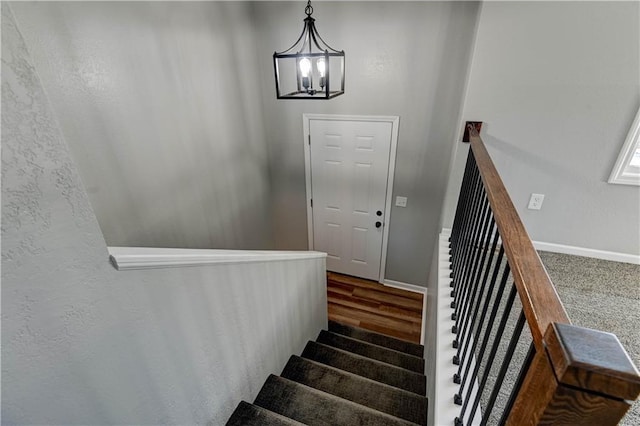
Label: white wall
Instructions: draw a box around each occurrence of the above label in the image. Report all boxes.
[254,1,480,286]
[1,5,327,424]
[443,1,640,256]
[10,1,274,250]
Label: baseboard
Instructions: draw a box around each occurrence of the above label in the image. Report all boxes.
[533,241,640,265]
[382,279,427,346]
[382,279,427,294]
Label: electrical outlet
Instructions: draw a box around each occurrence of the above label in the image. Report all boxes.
[528,193,545,210]
[395,196,408,207]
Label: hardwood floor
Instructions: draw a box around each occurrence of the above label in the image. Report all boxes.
[327,272,423,344]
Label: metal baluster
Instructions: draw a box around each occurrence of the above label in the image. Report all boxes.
[451,175,480,311]
[497,342,535,425]
[453,221,499,378]
[478,310,527,426]
[454,244,506,419]
[449,151,476,288]
[451,178,485,323]
[452,161,482,300]
[456,218,498,356]
[452,151,478,262]
[450,149,476,250]
[452,194,490,339]
[453,210,494,355]
[454,276,514,423]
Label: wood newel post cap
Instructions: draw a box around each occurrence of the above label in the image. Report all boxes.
[545,322,640,401]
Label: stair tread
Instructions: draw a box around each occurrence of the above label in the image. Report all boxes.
[301,341,426,395]
[254,375,418,426]
[281,355,427,425]
[317,330,425,374]
[329,320,424,357]
[226,401,305,426]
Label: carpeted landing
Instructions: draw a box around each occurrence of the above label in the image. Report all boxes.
[226,320,427,425]
[538,251,640,426]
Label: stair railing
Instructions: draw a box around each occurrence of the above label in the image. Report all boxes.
[448,124,640,425]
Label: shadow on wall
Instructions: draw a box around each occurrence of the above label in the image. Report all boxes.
[9,1,274,251]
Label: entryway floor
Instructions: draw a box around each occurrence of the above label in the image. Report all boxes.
[327,272,423,344]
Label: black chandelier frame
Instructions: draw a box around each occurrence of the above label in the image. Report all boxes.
[273,1,345,99]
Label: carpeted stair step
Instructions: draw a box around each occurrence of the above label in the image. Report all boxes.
[281,355,428,425]
[329,320,424,357]
[254,374,418,426]
[226,401,305,426]
[316,330,425,374]
[301,341,426,395]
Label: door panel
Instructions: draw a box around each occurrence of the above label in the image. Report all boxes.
[310,119,392,280]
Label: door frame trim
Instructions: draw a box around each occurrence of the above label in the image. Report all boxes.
[303,113,400,283]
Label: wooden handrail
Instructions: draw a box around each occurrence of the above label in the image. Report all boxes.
[467,125,569,351]
[451,125,640,425]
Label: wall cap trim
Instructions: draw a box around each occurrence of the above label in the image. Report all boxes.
[108,247,327,271]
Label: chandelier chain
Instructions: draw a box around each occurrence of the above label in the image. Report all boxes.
[305,0,313,17]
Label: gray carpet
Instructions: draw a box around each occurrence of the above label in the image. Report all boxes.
[539,251,640,426]
[226,401,304,426]
[226,321,427,425]
[328,321,425,357]
[301,340,426,395]
[316,330,425,373]
[281,355,427,424]
[253,375,417,426]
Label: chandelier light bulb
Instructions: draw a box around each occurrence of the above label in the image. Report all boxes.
[317,58,326,90]
[299,58,312,77]
[317,58,326,77]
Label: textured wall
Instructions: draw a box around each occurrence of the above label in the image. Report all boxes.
[443,1,640,256]
[10,1,273,250]
[1,5,327,424]
[254,1,480,286]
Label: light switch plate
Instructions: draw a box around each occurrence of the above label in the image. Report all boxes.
[395,196,408,207]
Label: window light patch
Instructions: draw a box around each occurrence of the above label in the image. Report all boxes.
[609,107,640,186]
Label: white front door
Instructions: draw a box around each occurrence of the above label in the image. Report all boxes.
[308,117,394,281]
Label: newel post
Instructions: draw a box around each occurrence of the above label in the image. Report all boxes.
[507,322,640,425]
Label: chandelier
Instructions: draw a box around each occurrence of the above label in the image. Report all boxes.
[273,0,345,99]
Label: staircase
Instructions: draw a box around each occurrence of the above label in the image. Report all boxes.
[226,320,427,425]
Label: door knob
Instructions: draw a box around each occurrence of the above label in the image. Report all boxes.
[376,210,382,216]
[375,221,382,228]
